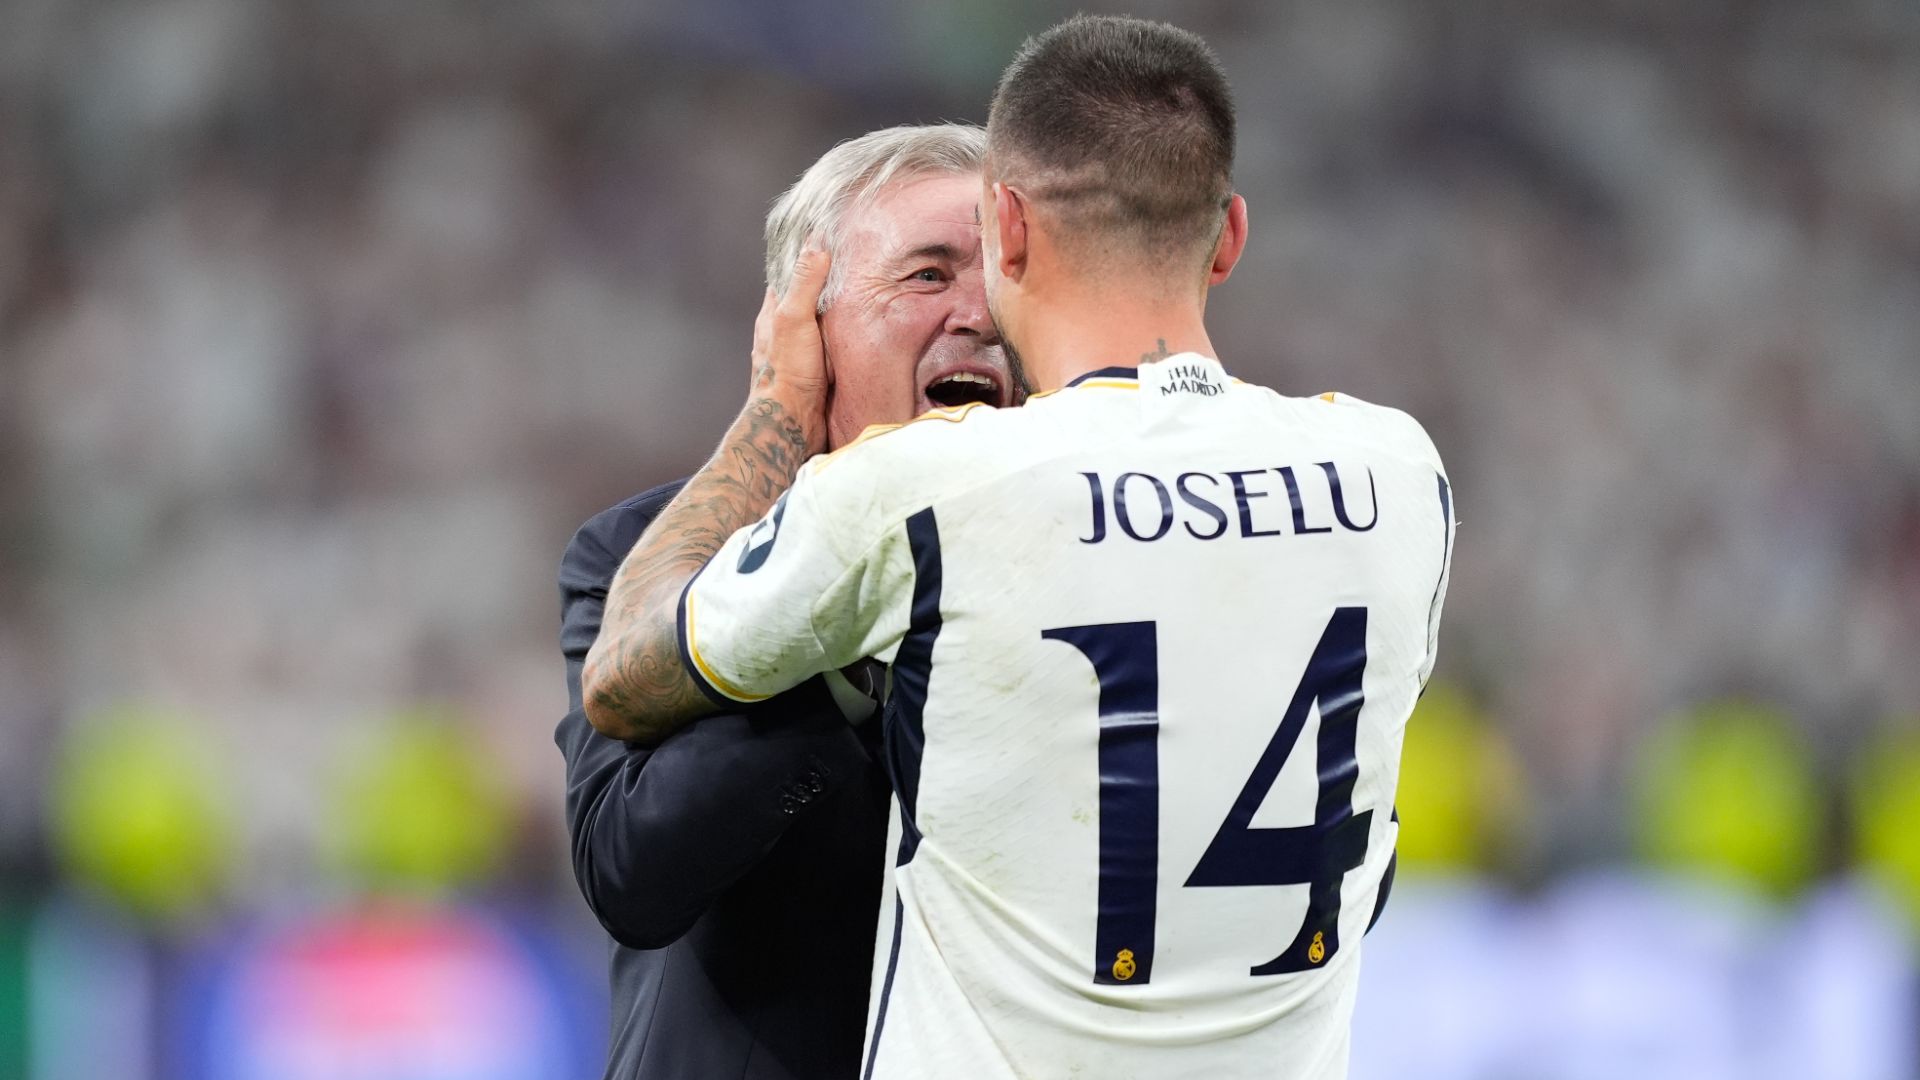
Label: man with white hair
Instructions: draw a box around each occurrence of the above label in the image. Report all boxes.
[554,123,1013,1080]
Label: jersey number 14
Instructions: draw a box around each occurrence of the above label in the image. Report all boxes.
[1041,608,1371,987]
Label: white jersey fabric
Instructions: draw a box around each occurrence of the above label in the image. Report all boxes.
[679,355,1455,1080]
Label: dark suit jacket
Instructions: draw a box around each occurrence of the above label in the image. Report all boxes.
[556,480,890,1080]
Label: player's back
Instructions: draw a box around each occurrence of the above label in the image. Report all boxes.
[859,354,1455,1080]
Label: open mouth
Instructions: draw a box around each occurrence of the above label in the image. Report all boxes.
[923,370,1004,409]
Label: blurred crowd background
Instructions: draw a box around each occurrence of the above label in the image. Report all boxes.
[2,0,1917,1076]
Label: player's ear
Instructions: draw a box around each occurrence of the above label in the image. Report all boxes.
[991,182,1028,284]
[1207,193,1248,287]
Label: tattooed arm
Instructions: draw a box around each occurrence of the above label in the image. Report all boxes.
[582,249,833,744]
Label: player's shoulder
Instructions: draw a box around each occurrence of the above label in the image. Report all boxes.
[1295,390,1445,470]
[817,401,1025,480]
[794,401,1035,532]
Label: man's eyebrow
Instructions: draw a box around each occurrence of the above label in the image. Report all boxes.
[887,242,965,266]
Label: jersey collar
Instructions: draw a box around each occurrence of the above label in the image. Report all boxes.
[1065,366,1142,387]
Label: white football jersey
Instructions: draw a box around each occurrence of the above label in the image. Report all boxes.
[680,354,1455,1080]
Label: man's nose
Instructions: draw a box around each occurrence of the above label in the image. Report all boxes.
[946,274,1001,344]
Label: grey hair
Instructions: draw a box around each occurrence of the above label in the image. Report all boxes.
[764,123,987,307]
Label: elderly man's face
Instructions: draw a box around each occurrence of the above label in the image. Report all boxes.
[819,173,1014,448]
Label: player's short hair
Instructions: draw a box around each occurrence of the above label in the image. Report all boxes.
[765,123,987,306]
[987,14,1235,271]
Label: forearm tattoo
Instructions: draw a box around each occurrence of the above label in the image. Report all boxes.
[583,396,813,742]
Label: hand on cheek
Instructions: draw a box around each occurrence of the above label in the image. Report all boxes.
[748,245,834,454]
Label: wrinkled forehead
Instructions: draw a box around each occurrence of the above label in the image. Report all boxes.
[838,172,983,268]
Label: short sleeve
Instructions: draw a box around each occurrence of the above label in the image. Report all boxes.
[679,457,917,705]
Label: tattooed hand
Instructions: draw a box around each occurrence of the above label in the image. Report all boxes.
[749,245,832,458]
[580,248,834,744]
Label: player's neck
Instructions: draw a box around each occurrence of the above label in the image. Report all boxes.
[1018,289,1218,391]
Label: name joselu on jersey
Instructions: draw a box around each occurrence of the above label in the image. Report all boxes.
[1077,463,1378,544]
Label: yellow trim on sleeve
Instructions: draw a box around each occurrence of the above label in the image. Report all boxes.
[815,421,903,471]
[847,420,904,449]
[815,401,988,471]
[683,589,774,703]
